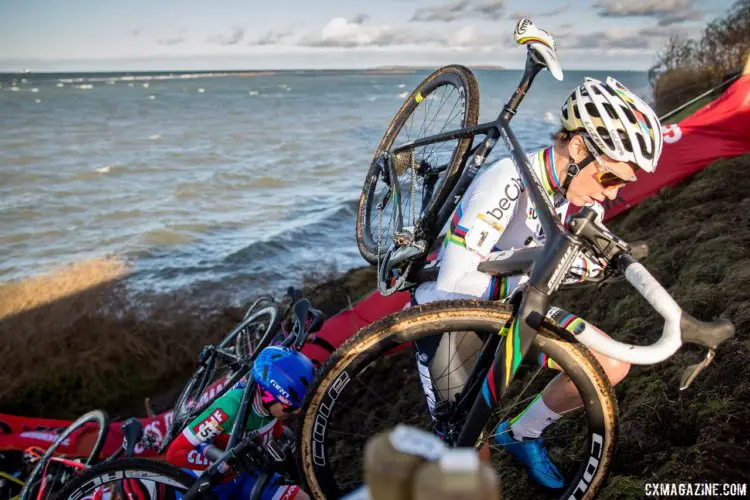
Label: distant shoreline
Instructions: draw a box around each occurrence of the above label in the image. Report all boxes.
[0,65,646,77]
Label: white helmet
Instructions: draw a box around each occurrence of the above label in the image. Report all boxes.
[560,77,663,173]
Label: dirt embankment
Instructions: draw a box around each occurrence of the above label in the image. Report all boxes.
[1,154,748,492]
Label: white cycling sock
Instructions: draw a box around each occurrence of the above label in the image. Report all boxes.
[508,394,560,441]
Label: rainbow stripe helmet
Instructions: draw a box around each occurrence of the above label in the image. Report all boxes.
[560,77,663,173]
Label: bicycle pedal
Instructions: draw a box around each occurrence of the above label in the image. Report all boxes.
[679,349,715,391]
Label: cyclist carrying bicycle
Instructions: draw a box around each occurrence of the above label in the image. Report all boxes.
[166,346,315,500]
[413,75,664,489]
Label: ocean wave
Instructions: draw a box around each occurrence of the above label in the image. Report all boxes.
[140,228,196,246]
[57,72,272,84]
[223,199,357,265]
[95,208,142,222]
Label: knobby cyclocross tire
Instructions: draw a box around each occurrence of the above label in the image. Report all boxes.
[54,458,195,500]
[19,410,109,500]
[356,65,480,265]
[298,300,617,500]
[161,303,282,452]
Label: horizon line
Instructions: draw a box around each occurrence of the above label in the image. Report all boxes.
[0,66,647,75]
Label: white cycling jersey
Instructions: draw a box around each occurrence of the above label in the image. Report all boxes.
[414,146,604,305]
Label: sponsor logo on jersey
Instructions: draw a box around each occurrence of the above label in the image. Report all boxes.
[485,177,523,222]
[192,409,228,442]
[187,449,209,466]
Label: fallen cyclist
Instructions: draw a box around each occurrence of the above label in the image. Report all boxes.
[166,345,315,500]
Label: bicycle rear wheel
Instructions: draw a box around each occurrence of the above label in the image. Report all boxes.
[298,301,617,500]
[161,302,282,451]
[19,410,109,500]
[54,458,194,500]
[356,65,479,265]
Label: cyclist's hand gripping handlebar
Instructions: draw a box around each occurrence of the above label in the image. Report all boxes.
[568,207,735,389]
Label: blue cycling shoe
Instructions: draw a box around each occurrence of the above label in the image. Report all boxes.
[494,420,565,489]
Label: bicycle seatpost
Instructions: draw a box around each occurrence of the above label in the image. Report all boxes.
[500,52,545,123]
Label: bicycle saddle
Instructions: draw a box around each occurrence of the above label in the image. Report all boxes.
[120,417,144,457]
[514,18,563,81]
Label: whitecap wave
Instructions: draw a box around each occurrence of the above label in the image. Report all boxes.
[95,165,113,173]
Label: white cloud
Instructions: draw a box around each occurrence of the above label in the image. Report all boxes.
[595,0,704,25]
[299,17,506,48]
[157,37,185,46]
[411,0,506,22]
[208,27,245,46]
[250,29,294,46]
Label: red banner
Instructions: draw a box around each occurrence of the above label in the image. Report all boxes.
[600,74,750,220]
[0,411,173,458]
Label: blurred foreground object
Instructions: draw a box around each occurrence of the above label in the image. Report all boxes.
[345,425,500,500]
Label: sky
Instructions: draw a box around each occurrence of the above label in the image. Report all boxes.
[0,0,737,72]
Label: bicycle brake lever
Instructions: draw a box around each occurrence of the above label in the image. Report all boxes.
[679,349,716,391]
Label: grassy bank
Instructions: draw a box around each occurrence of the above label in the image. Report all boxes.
[0,262,376,420]
[557,154,750,492]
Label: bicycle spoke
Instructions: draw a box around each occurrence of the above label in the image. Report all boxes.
[354,375,394,408]
[424,95,462,162]
[419,87,456,151]
[495,365,547,424]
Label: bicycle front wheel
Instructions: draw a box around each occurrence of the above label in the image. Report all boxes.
[356,65,479,265]
[19,410,109,500]
[54,458,194,500]
[298,300,617,500]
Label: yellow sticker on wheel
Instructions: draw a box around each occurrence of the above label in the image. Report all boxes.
[415,93,424,103]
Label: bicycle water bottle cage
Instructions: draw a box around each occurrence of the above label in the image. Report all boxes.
[513,18,563,81]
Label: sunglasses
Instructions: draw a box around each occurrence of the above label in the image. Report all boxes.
[259,387,297,413]
[582,135,637,189]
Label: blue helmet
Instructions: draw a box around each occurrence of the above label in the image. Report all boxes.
[252,346,315,408]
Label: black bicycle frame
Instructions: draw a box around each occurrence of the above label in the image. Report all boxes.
[388,51,585,447]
